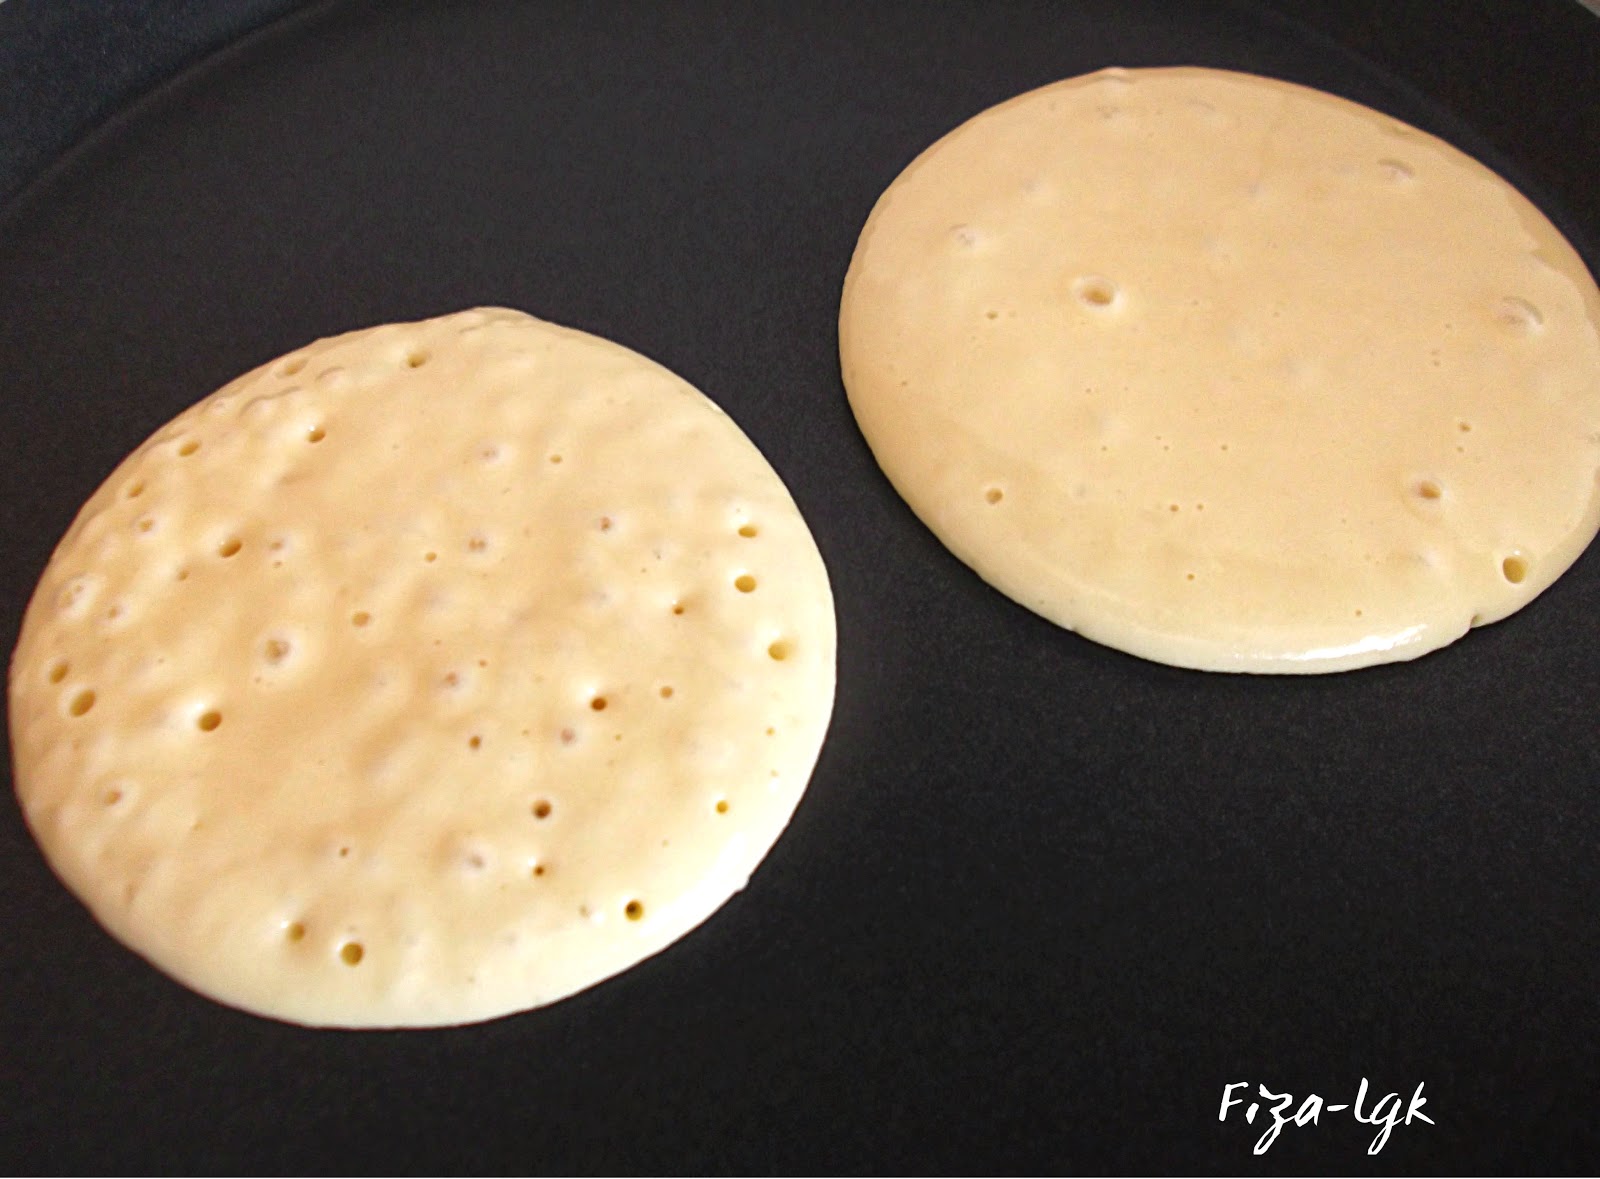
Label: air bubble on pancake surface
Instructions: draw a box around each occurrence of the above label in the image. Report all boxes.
[315,366,349,390]
[279,356,308,377]
[738,523,758,538]
[68,689,96,717]
[1495,297,1543,333]
[767,640,793,662]
[1501,554,1530,584]
[985,487,1004,504]
[624,900,644,921]
[406,348,431,369]
[734,574,757,593]
[1414,479,1443,501]
[1072,276,1119,308]
[177,439,200,457]
[197,710,222,732]
[240,390,297,422]
[340,941,364,966]
[56,576,97,616]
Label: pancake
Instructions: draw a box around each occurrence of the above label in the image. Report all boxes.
[9,307,837,1026]
[840,67,1600,672]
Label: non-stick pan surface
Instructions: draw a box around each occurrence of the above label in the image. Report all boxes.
[2,1,1598,1171]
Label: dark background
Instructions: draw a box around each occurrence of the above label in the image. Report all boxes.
[2,0,1598,1172]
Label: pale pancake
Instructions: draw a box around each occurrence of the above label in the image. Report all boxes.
[9,307,836,1027]
[840,67,1600,672]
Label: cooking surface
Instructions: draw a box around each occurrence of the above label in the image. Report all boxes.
[2,0,1597,1170]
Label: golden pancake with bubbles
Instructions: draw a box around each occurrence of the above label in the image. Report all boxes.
[10,307,837,1026]
[840,67,1600,672]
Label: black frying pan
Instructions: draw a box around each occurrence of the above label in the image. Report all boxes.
[2,1,1598,1171]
